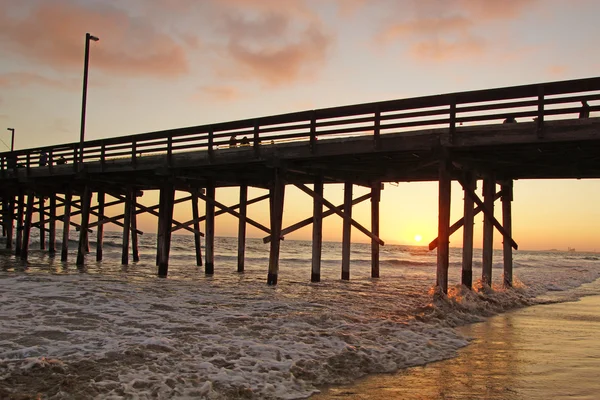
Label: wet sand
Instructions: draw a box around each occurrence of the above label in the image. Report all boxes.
[313,295,600,400]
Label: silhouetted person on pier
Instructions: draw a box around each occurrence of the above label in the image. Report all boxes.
[579,101,590,119]
[57,155,67,165]
[240,136,250,146]
[503,116,517,124]
[39,151,48,167]
[229,134,237,148]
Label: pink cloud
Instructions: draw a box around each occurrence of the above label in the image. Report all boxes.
[193,85,241,102]
[0,72,79,90]
[547,65,568,77]
[0,1,189,78]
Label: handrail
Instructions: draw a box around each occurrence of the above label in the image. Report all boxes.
[2,76,600,172]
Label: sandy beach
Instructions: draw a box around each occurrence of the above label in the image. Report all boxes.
[313,293,600,400]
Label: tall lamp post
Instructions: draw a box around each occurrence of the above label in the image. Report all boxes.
[79,33,99,165]
[7,128,14,151]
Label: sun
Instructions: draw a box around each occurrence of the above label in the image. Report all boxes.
[414,234,422,242]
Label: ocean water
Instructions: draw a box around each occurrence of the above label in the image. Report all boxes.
[1,232,600,399]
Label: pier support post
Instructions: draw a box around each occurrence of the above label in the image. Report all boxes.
[5,197,13,249]
[20,194,34,261]
[131,190,140,263]
[191,190,203,267]
[437,160,451,294]
[311,177,324,282]
[341,182,353,280]
[371,182,381,279]
[205,183,215,275]
[482,174,496,286]
[462,173,476,289]
[76,187,92,266]
[48,195,56,255]
[237,184,247,273]
[39,197,46,250]
[15,191,24,256]
[267,170,285,285]
[157,186,174,277]
[61,188,72,262]
[96,191,104,261]
[502,180,513,288]
[121,189,132,265]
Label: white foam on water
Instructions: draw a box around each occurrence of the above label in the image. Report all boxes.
[2,239,600,399]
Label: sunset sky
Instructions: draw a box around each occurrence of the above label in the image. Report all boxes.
[1,0,600,251]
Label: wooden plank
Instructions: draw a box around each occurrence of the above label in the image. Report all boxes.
[461,173,476,289]
[76,187,92,266]
[311,177,323,282]
[61,188,72,262]
[437,160,451,294]
[192,190,203,267]
[482,175,495,286]
[205,183,215,275]
[371,182,381,279]
[267,170,285,285]
[20,194,34,261]
[294,183,384,246]
[96,191,104,261]
[502,181,513,288]
[237,184,247,273]
[341,182,353,281]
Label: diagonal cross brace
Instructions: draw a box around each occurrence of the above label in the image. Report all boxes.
[457,176,518,250]
[428,190,502,250]
[263,192,372,243]
[294,183,384,245]
[196,191,271,234]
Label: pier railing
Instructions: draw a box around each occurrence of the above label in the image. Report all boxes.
[2,76,600,175]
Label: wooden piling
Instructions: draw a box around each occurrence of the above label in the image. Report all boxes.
[39,197,46,250]
[437,160,451,294]
[461,173,476,289]
[15,191,24,257]
[341,182,353,280]
[237,184,247,273]
[267,170,285,285]
[96,191,104,261]
[76,187,92,266]
[157,186,174,277]
[131,191,140,263]
[205,183,215,275]
[48,195,56,255]
[371,182,381,279]
[502,180,513,288]
[191,190,203,267]
[482,174,496,286]
[121,189,132,265]
[311,177,324,282]
[156,188,165,266]
[5,197,13,249]
[61,189,72,262]
[20,194,35,261]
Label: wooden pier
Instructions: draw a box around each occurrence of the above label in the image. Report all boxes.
[2,77,600,292]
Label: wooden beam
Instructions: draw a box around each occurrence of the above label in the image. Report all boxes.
[131,189,140,263]
[371,182,381,279]
[294,183,384,246]
[205,183,215,275]
[39,197,46,250]
[263,193,372,244]
[267,170,285,285]
[5,197,13,250]
[461,173,476,289]
[20,194,34,261]
[237,184,247,273]
[502,180,513,288]
[122,189,132,265]
[157,186,174,277]
[61,188,72,262]
[15,191,24,257]
[437,159,451,294]
[48,195,56,255]
[191,190,203,267]
[311,177,323,283]
[76,187,92,266]
[341,182,353,280]
[457,176,518,250]
[96,191,104,261]
[197,191,270,235]
[428,191,502,251]
[482,175,495,286]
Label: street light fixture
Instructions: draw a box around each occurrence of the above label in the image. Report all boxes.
[79,33,99,165]
[7,128,15,151]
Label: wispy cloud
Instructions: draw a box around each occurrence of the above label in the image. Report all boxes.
[0,72,79,90]
[192,85,241,102]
